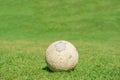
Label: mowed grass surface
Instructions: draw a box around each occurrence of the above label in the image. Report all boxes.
[0,0,120,80]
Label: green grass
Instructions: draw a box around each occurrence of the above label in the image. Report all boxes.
[0,0,120,80]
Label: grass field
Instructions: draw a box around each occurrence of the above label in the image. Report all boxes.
[0,0,120,80]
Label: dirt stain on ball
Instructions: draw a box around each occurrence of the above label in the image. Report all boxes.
[69,55,72,59]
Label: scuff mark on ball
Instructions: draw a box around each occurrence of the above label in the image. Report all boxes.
[55,41,66,52]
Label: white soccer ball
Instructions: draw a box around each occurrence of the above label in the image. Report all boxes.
[45,40,79,71]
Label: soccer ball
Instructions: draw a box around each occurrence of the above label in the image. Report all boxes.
[45,40,79,71]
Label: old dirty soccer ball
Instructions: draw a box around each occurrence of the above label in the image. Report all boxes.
[45,40,79,71]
